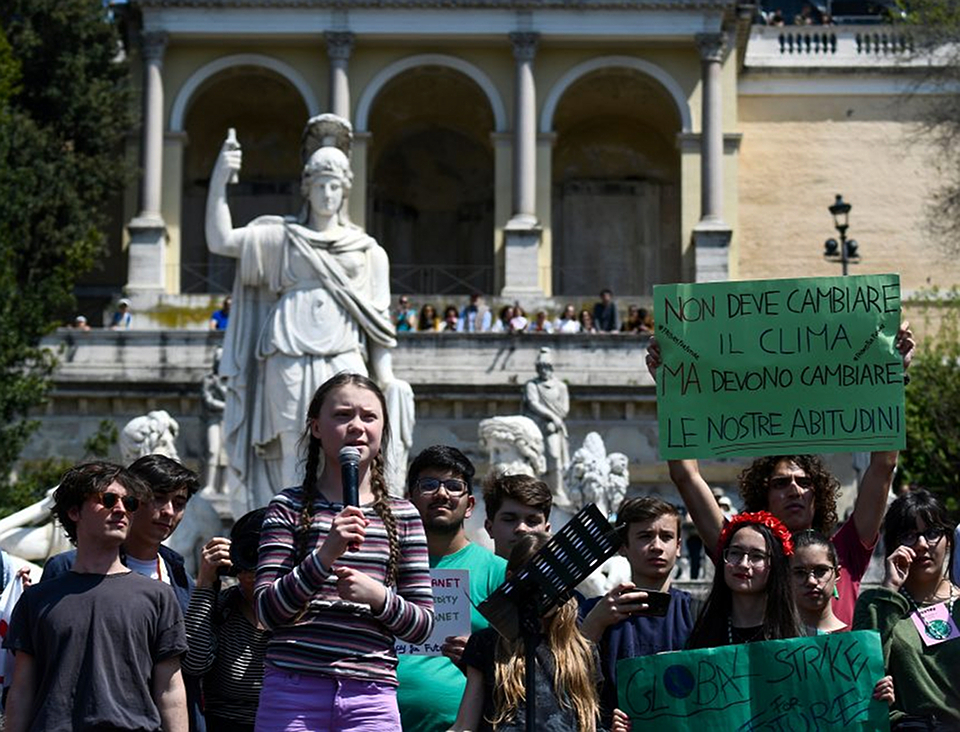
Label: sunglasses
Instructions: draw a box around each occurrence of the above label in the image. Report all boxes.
[769,475,814,490]
[98,491,140,512]
[791,565,836,582]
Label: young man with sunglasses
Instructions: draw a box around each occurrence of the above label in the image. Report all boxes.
[646,323,916,625]
[397,445,507,732]
[40,453,205,730]
[4,461,188,732]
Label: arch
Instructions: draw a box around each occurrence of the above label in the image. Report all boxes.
[169,54,320,132]
[356,54,507,133]
[540,56,692,134]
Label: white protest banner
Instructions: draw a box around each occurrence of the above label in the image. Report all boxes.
[395,568,471,656]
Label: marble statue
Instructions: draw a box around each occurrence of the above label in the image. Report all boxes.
[206,114,415,509]
[201,349,228,496]
[116,411,221,575]
[564,431,630,520]
[522,347,571,504]
[477,415,546,480]
[119,410,180,463]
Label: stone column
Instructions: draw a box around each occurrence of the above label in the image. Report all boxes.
[325,31,354,120]
[692,32,732,283]
[127,31,169,293]
[502,31,543,297]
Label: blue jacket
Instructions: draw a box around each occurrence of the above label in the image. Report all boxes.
[42,545,205,732]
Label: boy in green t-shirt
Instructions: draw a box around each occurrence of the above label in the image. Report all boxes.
[397,446,507,732]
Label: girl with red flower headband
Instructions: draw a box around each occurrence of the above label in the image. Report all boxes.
[687,511,803,649]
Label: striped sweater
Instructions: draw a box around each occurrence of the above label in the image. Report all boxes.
[182,586,267,724]
[255,488,435,685]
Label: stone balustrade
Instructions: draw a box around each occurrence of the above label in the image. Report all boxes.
[746,25,924,67]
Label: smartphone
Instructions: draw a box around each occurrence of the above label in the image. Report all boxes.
[636,589,672,617]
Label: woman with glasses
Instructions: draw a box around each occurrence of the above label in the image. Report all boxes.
[854,489,960,730]
[686,511,802,649]
[790,530,847,634]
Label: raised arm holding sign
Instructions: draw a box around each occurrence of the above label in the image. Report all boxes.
[647,274,916,627]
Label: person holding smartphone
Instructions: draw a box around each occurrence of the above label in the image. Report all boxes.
[579,497,694,727]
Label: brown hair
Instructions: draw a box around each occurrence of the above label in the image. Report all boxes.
[483,474,553,522]
[299,373,400,586]
[616,496,681,544]
[738,455,839,535]
[53,461,152,544]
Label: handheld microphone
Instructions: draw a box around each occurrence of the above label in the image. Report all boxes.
[339,446,361,507]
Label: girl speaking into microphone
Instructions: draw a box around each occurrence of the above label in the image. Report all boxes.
[255,373,435,732]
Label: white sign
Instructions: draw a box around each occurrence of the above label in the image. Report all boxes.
[395,569,471,656]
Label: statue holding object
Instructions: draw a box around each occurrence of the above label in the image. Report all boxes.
[206,114,415,509]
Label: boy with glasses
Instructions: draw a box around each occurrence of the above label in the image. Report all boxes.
[397,446,506,732]
[4,461,188,732]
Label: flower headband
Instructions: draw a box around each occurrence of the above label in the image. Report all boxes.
[717,511,794,557]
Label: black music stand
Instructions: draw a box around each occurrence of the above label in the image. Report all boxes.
[477,504,623,732]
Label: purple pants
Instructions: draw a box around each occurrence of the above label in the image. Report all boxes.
[254,665,401,732]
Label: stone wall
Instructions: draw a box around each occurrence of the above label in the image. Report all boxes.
[30,329,866,512]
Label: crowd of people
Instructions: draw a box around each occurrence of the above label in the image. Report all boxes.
[3,319,958,732]
[394,290,654,336]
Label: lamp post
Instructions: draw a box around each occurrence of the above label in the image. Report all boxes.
[823,194,859,276]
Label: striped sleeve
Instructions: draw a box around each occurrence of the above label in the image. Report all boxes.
[182,586,219,676]
[372,503,435,644]
[255,492,332,630]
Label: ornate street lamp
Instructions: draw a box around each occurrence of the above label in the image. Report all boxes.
[823,194,859,276]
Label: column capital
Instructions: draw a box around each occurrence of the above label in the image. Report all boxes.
[325,31,355,61]
[509,32,539,61]
[695,32,726,63]
[141,31,168,63]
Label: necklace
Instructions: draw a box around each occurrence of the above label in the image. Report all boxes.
[901,582,956,640]
[727,617,764,645]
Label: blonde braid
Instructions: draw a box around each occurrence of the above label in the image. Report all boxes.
[298,436,322,562]
[370,453,400,587]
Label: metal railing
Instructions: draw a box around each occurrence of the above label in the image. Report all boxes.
[390,264,495,296]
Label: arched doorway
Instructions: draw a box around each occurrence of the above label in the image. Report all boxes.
[550,66,682,298]
[181,67,307,292]
[367,66,495,296]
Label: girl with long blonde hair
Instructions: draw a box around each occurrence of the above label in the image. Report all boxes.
[452,532,600,731]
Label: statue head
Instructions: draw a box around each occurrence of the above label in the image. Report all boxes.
[535,347,554,379]
[299,114,354,225]
[298,147,353,226]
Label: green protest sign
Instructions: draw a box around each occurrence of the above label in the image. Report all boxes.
[654,274,905,459]
[617,631,889,731]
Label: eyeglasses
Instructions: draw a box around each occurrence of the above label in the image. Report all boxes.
[98,491,140,512]
[791,565,836,582]
[723,548,770,567]
[414,477,468,497]
[769,475,814,490]
[898,527,946,547]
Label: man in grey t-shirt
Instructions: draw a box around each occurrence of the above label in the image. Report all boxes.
[4,461,189,732]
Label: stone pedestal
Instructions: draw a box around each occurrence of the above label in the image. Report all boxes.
[501,222,543,297]
[126,216,167,292]
[692,221,732,282]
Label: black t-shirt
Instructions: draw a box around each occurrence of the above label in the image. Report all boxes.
[5,570,188,731]
[462,626,602,732]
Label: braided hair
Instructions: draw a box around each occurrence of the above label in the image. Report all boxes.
[298,372,400,586]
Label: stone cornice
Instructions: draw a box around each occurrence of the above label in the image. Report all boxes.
[137,0,734,9]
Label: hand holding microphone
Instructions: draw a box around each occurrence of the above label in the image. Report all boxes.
[340,446,363,552]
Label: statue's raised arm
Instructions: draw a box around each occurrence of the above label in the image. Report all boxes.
[205,131,244,258]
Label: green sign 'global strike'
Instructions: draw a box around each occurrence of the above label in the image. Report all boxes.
[653,274,905,459]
